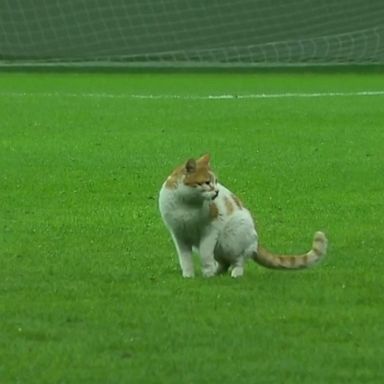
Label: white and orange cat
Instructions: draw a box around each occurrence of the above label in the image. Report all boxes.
[159,154,327,278]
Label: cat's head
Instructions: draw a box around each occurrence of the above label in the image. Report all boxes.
[178,154,219,201]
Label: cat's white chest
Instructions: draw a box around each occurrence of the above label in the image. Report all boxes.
[159,185,209,244]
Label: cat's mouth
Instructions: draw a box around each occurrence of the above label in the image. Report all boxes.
[212,190,219,200]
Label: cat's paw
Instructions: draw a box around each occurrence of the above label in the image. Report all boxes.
[202,262,219,278]
[230,266,244,278]
[182,271,195,278]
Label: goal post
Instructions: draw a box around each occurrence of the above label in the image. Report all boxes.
[0,0,383,67]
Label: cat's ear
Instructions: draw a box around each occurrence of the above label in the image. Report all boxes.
[197,154,211,165]
[185,158,197,173]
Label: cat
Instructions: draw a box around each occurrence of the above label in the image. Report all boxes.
[159,154,327,278]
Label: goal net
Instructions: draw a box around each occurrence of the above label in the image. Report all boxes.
[0,0,383,67]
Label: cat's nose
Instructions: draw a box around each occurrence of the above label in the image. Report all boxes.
[212,190,219,200]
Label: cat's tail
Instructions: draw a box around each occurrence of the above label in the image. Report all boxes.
[252,231,327,269]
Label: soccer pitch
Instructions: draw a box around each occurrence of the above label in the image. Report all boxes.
[1,71,384,383]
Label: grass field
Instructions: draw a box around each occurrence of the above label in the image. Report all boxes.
[1,71,384,383]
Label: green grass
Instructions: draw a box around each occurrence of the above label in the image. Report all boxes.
[1,72,384,383]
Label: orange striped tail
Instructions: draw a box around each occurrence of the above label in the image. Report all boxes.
[253,231,327,269]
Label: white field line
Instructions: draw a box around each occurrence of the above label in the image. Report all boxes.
[0,90,384,100]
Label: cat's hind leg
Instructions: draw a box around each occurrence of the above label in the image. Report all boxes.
[215,260,230,275]
[230,257,246,278]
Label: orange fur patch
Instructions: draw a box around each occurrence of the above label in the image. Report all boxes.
[197,154,210,165]
[232,194,243,209]
[184,169,211,186]
[165,165,184,189]
[165,154,214,189]
[165,175,178,189]
[184,159,212,187]
[209,202,219,219]
[224,196,235,215]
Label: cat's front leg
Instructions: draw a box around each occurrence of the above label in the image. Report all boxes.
[172,234,194,278]
[199,232,219,278]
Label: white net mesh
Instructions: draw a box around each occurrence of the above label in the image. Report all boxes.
[0,0,383,66]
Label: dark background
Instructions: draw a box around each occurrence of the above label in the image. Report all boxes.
[0,0,383,65]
